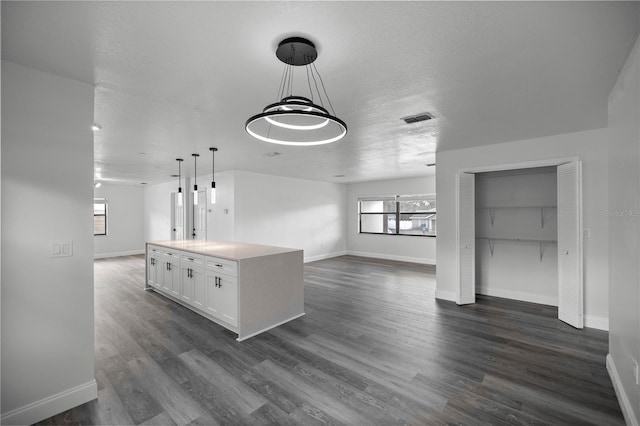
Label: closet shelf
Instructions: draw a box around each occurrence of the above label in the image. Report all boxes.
[475,237,557,261]
[476,206,557,209]
[476,206,557,228]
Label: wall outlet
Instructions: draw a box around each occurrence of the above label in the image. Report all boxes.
[50,240,73,258]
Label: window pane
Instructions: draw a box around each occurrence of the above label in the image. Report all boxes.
[94,216,106,235]
[360,213,395,234]
[399,199,436,213]
[94,203,106,214]
[398,213,436,236]
[360,200,396,213]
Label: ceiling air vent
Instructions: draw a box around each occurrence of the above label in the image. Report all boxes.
[402,112,434,124]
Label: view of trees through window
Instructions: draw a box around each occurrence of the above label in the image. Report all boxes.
[359,195,436,236]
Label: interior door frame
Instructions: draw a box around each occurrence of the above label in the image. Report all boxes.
[455,156,583,323]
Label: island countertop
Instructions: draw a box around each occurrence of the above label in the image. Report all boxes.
[147,240,302,261]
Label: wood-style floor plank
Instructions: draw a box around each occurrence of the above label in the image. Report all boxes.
[36,254,623,425]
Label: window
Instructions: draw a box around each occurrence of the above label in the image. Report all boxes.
[94,198,107,236]
[358,194,436,237]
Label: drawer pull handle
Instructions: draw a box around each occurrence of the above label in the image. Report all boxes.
[215,263,223,268]
[187,257,194,261]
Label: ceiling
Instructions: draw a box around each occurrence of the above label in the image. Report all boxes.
[3,1,639,185]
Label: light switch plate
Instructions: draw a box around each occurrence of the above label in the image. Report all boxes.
[50,240,73,258]
[583,228,591,238]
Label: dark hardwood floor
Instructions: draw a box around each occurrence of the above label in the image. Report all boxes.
[37,255,623,425]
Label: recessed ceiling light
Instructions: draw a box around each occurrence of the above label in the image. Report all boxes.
[264,152,281,157]
[140,182,147,185]
[95,172,101,178]
[91,124,101,131]
[333,174,345,178]
[94,182,102,188]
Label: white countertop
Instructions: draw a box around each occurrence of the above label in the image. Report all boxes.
[147,240,302,261]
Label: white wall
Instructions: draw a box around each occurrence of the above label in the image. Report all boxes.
[436,128,610,330]
[607,34,640,426]
[475,169,558,305]
[233,170,347,262]
[206,171,235,242]
[94,184,145,258]
[1,61,97,424]
[346,176,436,264]
[144,170,347,262]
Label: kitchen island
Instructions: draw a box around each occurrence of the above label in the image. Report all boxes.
[146,240,304,341]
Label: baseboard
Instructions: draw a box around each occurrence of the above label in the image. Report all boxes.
[607,354,639,426]
[435,289,456,302]
[584,315,609,331]
[304,251,347,263]
[1,379,97,426]
[346,250,436,265]
[94,249,145,259]
[476,287,558,307]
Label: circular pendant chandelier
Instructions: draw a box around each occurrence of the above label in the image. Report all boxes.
[245,37,347,146]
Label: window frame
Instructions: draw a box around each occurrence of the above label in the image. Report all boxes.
[358,194,436,237]
[94,198,108,236]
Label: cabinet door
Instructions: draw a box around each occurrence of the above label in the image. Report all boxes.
[192,268,205,310]
[181,266,194,305]
[218,273,238,326]
[147,255,162,289]
[163,261,180,296]
[205,271,238,326]
[205,272,221,318]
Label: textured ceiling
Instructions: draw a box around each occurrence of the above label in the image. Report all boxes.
[2,1,639,185]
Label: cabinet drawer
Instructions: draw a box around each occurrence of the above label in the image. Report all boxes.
[163,249,181,264]
[147,245,162,255]
[182,253,204,268]
[205,256,237,276]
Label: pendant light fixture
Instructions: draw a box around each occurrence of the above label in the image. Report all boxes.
[192,153,199,205]
[245,37,347,146]
[176,158,184,207]
[209,147,218,204]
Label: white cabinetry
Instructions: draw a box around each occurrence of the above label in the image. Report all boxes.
[145,240,304,341]
[205,257,238,327]
[162,249,181,297]
[181,254,205,309]
[147,245,163,290]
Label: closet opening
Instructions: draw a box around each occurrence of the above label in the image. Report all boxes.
[456,159,583,328]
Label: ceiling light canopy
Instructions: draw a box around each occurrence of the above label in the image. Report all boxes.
[245,37,347,146]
